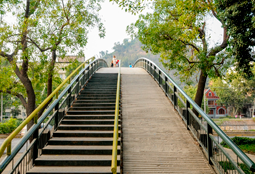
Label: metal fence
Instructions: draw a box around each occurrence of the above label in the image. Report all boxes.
[0,58,107,174]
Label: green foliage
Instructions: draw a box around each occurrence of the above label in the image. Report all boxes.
[221,137,255,155]
[216,0,255,77]
[0,118,22,134]
[128,0,232,81]
[219,161,252,174]
[0,0,105,118]
[210,67,255,116]
[65,60,82,77]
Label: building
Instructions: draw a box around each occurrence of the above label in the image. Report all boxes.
[205,88,227,118]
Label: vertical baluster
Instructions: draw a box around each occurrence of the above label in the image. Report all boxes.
[54,102,59,130]
[173,86,177,107]
[207,123,213,165]
[158,70,161,87]
[186,101,190,130]
[164,76,168,95]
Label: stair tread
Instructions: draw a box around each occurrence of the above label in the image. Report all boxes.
[27,166,120,173]
[49,137,120,141]
[44,145,120,150]
[62,119,116,121]
[64,115,115,116]
[59,124,120,127]
[36,155,120,160]
[55,130,119,133]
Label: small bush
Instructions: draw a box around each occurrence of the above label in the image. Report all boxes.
[219,161,253,174]
[221,137,255,154]
[0,118,22,134]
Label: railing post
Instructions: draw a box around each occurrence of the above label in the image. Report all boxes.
[158,70,161,87]
[32,122,39,164]
[207,123,213,165]
[173,86,177,107]
[164,76,168,95]
[67,87,71,108]
[75,78,79,97]
[54,102,59,130]
[186,101,190,130]
[87,65,90,80]
[153,66,156,81]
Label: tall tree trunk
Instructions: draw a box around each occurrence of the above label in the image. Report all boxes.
[47,50,56,96]
[191,71,207,132]
[38,50,56,117]
[194,71,208,111]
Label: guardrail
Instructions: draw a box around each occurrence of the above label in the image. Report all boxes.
[0,58,108,173]
[134,58,255,174]
[111,61,121,174]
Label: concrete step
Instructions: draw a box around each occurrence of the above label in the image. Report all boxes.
[48,137,120,146]
[76,97,117,100]
[72,103,117,107]
[69,106,116,111]
[66,110,119,115]
[74,99,116,103]
[63,115,117,119]
[26,166,120,174]
[61,119,120,125]
[58,124,120,131]
[42,145,121,155]
[53,130,121,137]
[35,155,120,166]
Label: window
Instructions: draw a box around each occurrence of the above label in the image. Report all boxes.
[208,100,214,105]
[209,92,212,96]
[209,109,214,114]
[219,108,225,115]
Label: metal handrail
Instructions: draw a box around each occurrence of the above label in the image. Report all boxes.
[134,57,255,172]
[0,57,95,157]
[111,61,121,174]
[0,58,107,173]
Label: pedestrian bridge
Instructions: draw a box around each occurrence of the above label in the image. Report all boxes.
[0,58,254,174]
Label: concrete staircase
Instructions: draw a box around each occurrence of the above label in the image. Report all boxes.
[27,73,121,174]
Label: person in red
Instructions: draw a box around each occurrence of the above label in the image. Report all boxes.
[116,59,119,67]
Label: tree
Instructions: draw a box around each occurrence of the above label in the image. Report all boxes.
[216,0,255,77]
[0,0,104,129]
[210,67,255,116]
[128,0,232,112]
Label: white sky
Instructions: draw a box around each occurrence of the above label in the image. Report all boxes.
[2,1,223,60]
[85,1,224,60]
[84,1,141,59]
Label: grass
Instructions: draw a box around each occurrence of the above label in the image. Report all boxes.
[219,161,253,174]
[221,137,255,154]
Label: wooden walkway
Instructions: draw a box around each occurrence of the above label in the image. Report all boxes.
[121,67,214,174]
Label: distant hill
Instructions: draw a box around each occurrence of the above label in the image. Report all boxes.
[98,38,182,85]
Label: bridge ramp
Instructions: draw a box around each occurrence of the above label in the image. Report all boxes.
[121,67,214,173]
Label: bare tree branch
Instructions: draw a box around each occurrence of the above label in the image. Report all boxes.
[27,37,52,52]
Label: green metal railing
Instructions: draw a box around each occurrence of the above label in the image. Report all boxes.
[0,58,107,173]
[134,58,255,174]
[111,61,121,174]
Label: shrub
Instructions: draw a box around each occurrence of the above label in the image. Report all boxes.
[0,118,22,134]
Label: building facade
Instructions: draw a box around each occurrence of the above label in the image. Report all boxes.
[205,88,227,118]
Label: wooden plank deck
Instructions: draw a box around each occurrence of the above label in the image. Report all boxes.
[121,67,214,174]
